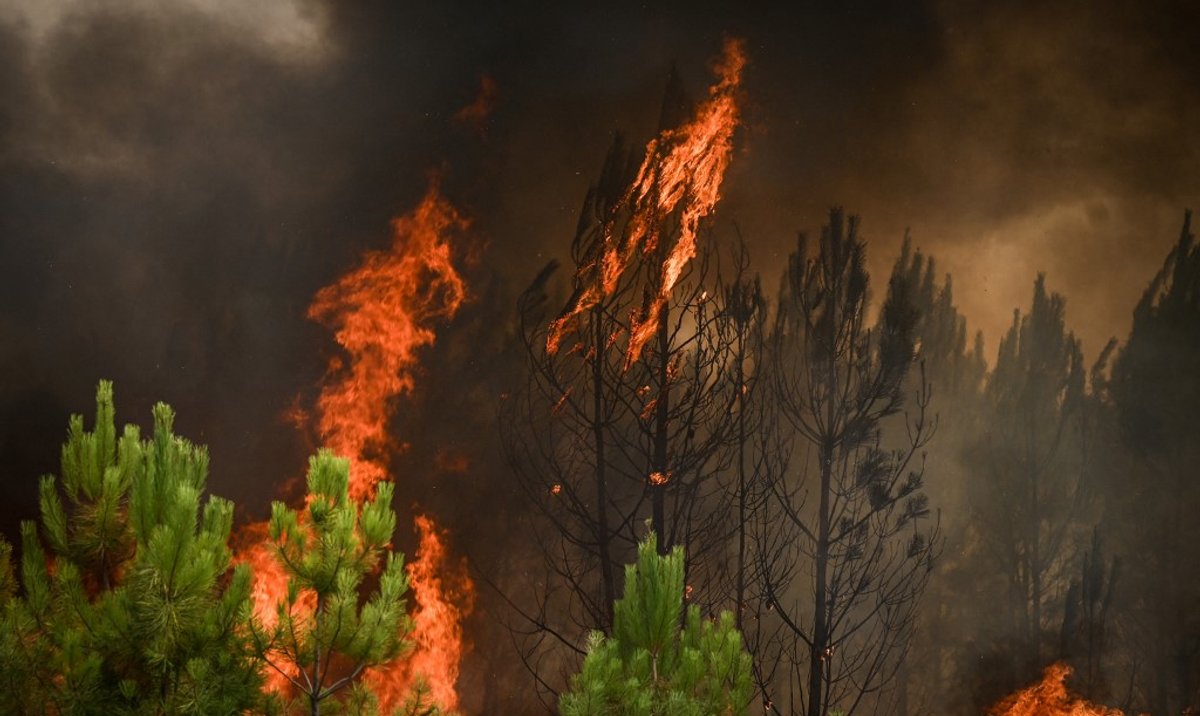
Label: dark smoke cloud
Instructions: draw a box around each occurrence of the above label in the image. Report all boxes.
[0,0,495,513]
[729,0,1200,358]
[886,0,1200,357]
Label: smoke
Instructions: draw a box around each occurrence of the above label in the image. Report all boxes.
[1,1,1198,710]
[0,1,489,512]
[890,0,1200,358]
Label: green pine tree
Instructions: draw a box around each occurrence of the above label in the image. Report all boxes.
[559,531,752,716]
[0,380,262,715]
[250,450,418,716]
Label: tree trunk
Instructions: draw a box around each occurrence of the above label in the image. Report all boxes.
[1030,463,1042,670]
[592,311,616,622]
[808,440,833,716]
[652,294,670,555]
[312,595,323,716]
[735,331,747,631]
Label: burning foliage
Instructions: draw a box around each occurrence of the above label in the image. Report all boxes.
[546,37,746,366]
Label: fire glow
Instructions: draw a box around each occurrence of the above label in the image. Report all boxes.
[546,37,746,366]
[367,514,475,710]
[236,183,475,712]
[989,663,1124,716]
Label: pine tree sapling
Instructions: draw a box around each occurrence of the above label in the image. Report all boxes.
[251,449,415,715]
[0,381,263,715]
[559,532,753,716]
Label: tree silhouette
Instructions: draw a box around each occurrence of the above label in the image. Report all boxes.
[879,239,985,715]
[760,209,940,716]
[964,273,1089,693]
[1109,210,1200,714]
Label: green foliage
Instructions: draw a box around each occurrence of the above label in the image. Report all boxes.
[0,380,262,715]
[559,532,752,716]
[252,450,415,715]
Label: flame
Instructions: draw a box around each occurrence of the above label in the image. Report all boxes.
[234,522,315,694]
[546,38,745,366]
[367,515,476,712]
[307,182,469,499]
[236,182,475,712]
[989,663,1123,716]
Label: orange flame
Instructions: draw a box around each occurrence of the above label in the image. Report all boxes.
[307,183,469,499]
[546,38,745,366]
[989,663,1123,716]
[367,515,476,712]
[234,522,315,694]
[237,182,475,712]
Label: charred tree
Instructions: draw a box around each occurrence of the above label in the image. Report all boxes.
[879,239,987,715]
[761,209,940,716]
[1058,527,1120,700]
[718,239,769,634]
[502,129,744,705]
[505,133,644,642]
[713,237,788,712]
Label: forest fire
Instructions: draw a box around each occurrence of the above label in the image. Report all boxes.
[546,37,745,365]
[6,6,1200,715]
[235,183,475,711]
[988,663,1123,716]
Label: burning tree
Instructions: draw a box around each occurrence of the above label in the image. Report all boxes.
[506,131,647,642]
[0,381,263,714]
[239,181,476,714]
[502,39,749,703]
[759,209,940,716]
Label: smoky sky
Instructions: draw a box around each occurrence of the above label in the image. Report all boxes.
[1,0,1198,560]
